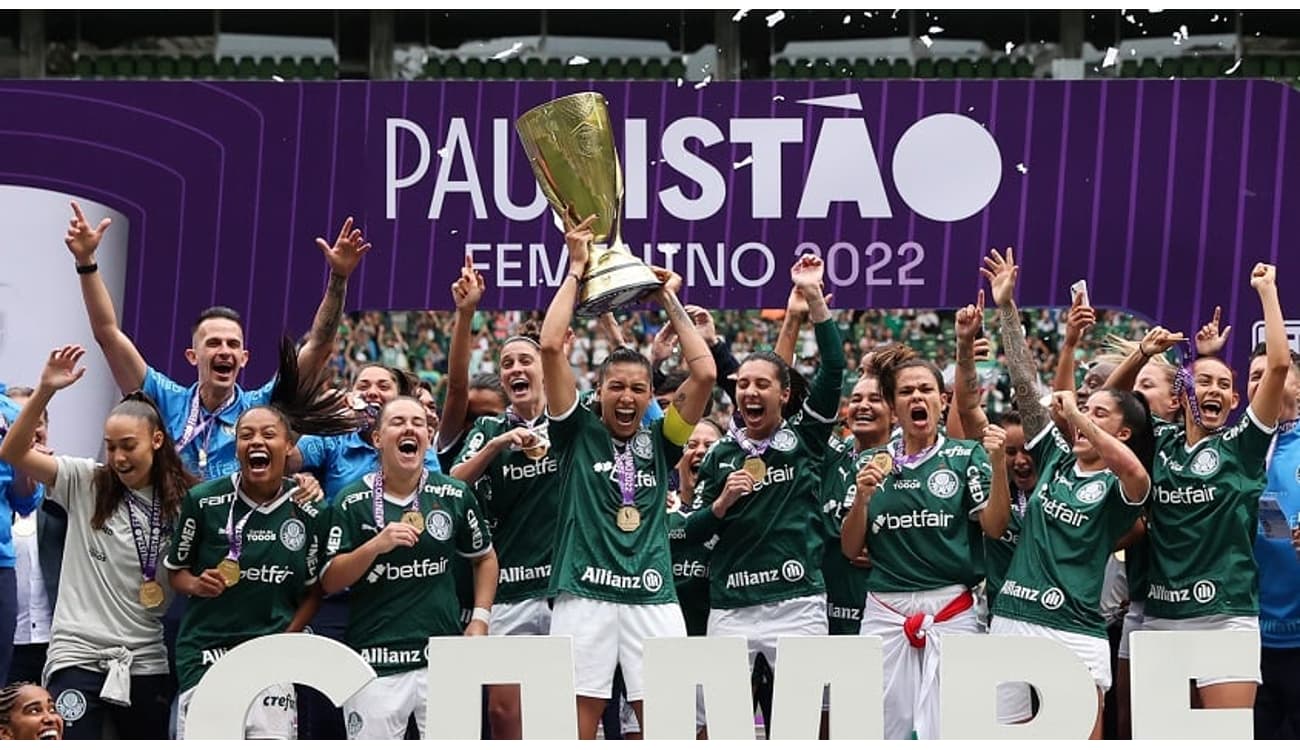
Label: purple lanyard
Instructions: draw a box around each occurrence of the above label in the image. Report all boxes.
[223,495,257,563]
[372,469,429,526]
[1172,344,1226,434]
[613,442,636,508]
[891,437,940,474]
[176,389,237,453]
[726,420,776,460]
[126,490,163,583]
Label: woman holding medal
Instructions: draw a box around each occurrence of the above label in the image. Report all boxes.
[165,339,356,740]
[684,255,845,718]
[539,214,716,740]
[321,396,497,740]
[0,346,195,739]
[838,336,1010,740]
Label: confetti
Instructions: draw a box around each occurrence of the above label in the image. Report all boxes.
[1149,8,1163,12]
[772,94,785,101]
[732,9,749,22]
[491,42,524,60]
[1225,58,1242,75]
[843,14,851,24]
[271,74,285,82]
[1210,13,1220,21]
[437,147,449,159]
[891,9,900,19]
[450,229,459,236]
[1125,14,1136,23]
[733,155,754,169]
[1016,162,1029,174]
[864,11,872,17]
[919,35,933,48]
[929,25,945,34]
[1005,41,1015,54]
[675,78,684,87]
[694,75,712,89]
[967,105,975,112]
[765,10,786,27]
[1102,47,1119,68]
[568,55,589,65]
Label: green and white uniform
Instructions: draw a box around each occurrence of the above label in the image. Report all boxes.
[667,496,712,636]
[1146,408,1273,619]
[821,437,877,635]
[326,471,492,739]
[858,434,992,741]
[454,412,559,634]
[165,474,323,739]
[687,318,845,667]
[990,424,1146,698]
[982,492,1025,612]
[545,396,687,700]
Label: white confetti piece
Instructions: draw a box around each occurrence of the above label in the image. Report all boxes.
[1005,41,1015,54]
[928,25,944,34]
[568,55,589,65]
[271,74,284,82]
[864,11,872,17]
[1211,13,1220,21]
[491,42,524,60]
[694,75,712,89]
[732,9,749,22]
[1149,8,1163,12]
[843,14,851,24]
[1225,58,1242,75]
[676,78,684,87]
[891,9,900,19]
[1016,162,1029,174]
[733,155,754,169]
[967,105,975,112]
[772,94,785,102]
[450,229,459,236]
[919,35,933,48]
[1102,47,1119,68]
[765,10,785,27]
[437,147,449,159]
[1125,14,1136,23]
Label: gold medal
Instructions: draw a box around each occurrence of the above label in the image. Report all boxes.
[616,506,641,532]
[523,442,549,460]
[742,457,767,483]
[217,558,241,588]
[870,452,894,475]
[401,510,426,533]
[139,580,165,609]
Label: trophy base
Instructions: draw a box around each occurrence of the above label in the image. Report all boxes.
[575,280,662,317]
[574,244,663,317]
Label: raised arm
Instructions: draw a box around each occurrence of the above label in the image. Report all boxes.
[64,201,147,392]
[540,215,595,417]
[1194,305,1232,359]
[1053,390,1150,502]
[1103,326,1186,392]
[954,290,990,439]
[793,256,846,417]
[0,346,87,487]
[438,256,485,449]
[1247,264,1288,427]
[297,217,371,374]
[775,287,809,366]
[978,424,1012,539]
[655,277,717,427]
[1052,293,1096,438]
[982,248,1050,438]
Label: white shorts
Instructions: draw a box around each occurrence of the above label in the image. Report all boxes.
[619,694,640,735]
[549,593,687,701]
[344,669,427,739]
[1117,599,1145,660]
[990,617,1111,723]
[861,585,981,740]
[1141,615,1261,687]
[176,683,297,740]
[707,594,829,670]
[490,597,552,636]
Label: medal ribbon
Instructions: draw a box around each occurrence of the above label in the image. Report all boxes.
[726,420,777,461]
[372,469,429,527]
[1171,344,1226,434]
[223,494,257,564]
[613,442,637,508]
[177,389,238,472]
[891,436,941,474]
[126,489,163,584]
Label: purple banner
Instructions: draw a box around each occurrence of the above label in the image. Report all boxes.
[1,80,1296,381]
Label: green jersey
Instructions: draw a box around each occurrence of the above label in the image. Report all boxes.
[864,436,993,592]
[546,397,681,605]
[686,318,845,610]
[325,472,492,676]
[983,487,1030,611]
[1126,416,1175,605]
[1146,408,1274,618]
[991,425,1145,638]
[165,475,323,692]
[821,437,874,635]
[453,413,560,604]
[667,496,712,636]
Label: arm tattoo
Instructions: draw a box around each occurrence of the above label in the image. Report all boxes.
[310,273,348,345]
[663,293,692,331]
[997,303,1050,436]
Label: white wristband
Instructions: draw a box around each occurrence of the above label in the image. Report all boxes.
[471,607,491,625]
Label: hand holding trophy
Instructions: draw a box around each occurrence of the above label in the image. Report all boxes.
[516,92,663,316]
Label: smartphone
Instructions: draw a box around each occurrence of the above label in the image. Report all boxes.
[1070,279,1090,307]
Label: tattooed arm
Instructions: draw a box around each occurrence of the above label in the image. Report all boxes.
[298,218,371,373]
[982,248,1050,438]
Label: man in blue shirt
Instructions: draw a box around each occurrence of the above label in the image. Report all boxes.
[0,385,45,684]
[62,202,370,481]
[1252,344,1300,739]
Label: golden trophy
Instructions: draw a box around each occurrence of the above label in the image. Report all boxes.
[516,92,663,316]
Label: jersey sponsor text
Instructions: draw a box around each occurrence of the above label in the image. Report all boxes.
[871,508,954,534]
[499,563,551,584]
[1154,484,1218,504]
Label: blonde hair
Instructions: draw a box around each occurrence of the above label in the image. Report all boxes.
[1099,335,1179,383]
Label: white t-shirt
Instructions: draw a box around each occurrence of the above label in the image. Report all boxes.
[42,456,173,682]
